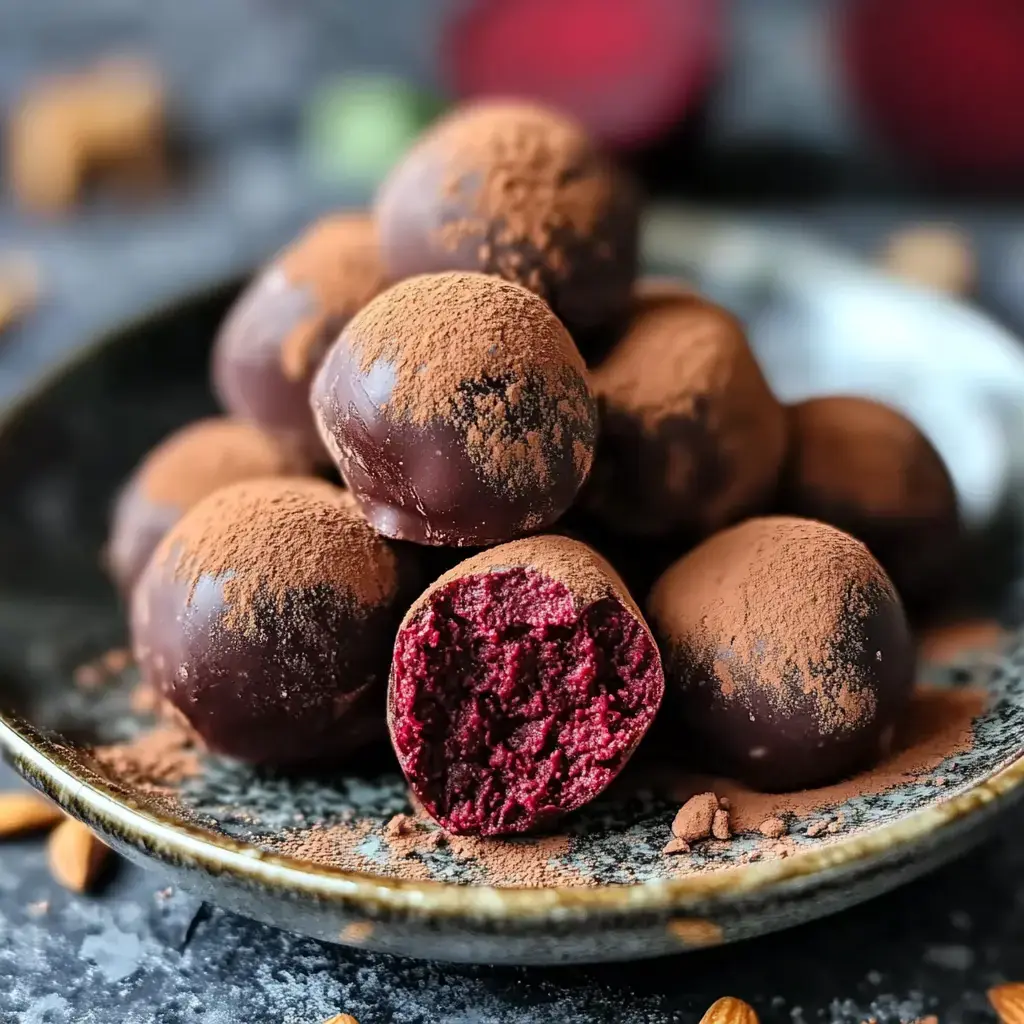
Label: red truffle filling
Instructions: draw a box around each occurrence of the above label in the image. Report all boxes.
[390,569,662,836]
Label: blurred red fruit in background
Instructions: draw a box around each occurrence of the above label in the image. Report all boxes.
[844,0,1024,180]
[445,0,722,149]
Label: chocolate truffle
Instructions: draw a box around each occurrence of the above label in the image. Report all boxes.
[782,396,961,606]
[583,286,787,537]
[131,478,407,765]
[389,536,665,836]
[647,517,914,792]
[374,100,639,350]
[212,213,387,460]
[312,271,598,546]
[107,417,312,596]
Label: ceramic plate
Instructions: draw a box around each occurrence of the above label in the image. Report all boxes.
[3,213,1024,965]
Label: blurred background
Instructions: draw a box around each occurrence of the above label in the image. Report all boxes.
[4,0,1024,398]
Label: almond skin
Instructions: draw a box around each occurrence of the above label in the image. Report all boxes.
[0,792,64,837]
[700,996,759,1024]
[47,818,110,893]
[990,983,1024,1024]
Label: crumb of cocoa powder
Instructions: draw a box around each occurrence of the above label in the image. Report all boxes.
[805,820,829,838]
[758,817,787,839]
[712,809,731,840]
[672,792,719,843]
[663,837,691,855]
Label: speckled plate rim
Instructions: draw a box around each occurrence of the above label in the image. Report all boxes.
[1,265,1023,927]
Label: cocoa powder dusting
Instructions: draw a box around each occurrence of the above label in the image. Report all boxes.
[136,417,310,507]
[787,396,954,520]
[153,478,397,632]
[590,290,786,533]
[649,517,898,737]
[427,102,615,294]
[276,213,387,380]
[401,535,647,628]
[341,272,594,489]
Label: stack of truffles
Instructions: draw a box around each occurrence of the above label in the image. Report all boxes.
[113,100,962,838]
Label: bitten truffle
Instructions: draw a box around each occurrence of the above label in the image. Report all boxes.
[311,271,598,546]
[131,478,409,765]
[389,536,665,836]
[107,417,312,596]
[212,213,387,460]
[374,100,639,351]
[782,396,961,606]
[647,517,914,792]
[583,285,787,537]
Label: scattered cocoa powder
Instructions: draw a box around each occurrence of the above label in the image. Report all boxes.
[275,214,387,381]
[918,619,1006,664]
[805,820,829,838]
[649,517,902,738]
[92,721,201,797]
[148,478,397,633]
[661,684,985,834]
[73,647,133,689]
[341,272,595,489]
[134,417,311,508]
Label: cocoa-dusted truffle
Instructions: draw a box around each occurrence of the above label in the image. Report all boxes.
[374,100,639,351]
[107,417,312,596]
[647,517,914,792]
[783,396,961,607]
[389,536,665,836]
[583,285,787,537]
[212,213,387,460]
[312,271,598,546]
[131,478,410,765]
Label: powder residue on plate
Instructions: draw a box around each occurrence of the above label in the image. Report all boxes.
[92,719,201,798]
[657,684,985,841]
[918,619,1007,664]
[275,813,579,887]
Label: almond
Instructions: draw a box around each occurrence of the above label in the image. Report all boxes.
[47,817,110,893]
[0,791,64,837]
[699,996,759,1024]
[322,1016,359,1024]
[989,983,1024,1024]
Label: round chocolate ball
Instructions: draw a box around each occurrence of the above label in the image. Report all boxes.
[131,478,408,765]
[212,213,387,461]
[647,517,914,792]
[782,396,961,607]
[311,271,598,546]
[389,535,665,836]
[583,284,787,538]
[374,100,639,351]
[107,417,312,596]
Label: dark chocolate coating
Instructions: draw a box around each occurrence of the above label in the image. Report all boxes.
[374,105,640,353]
[106,484,182,597]
[212,269,340,463]
[647,518,915,792]
[132,567,395,765]
[782,397,961,609]
[310,284,598,547]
